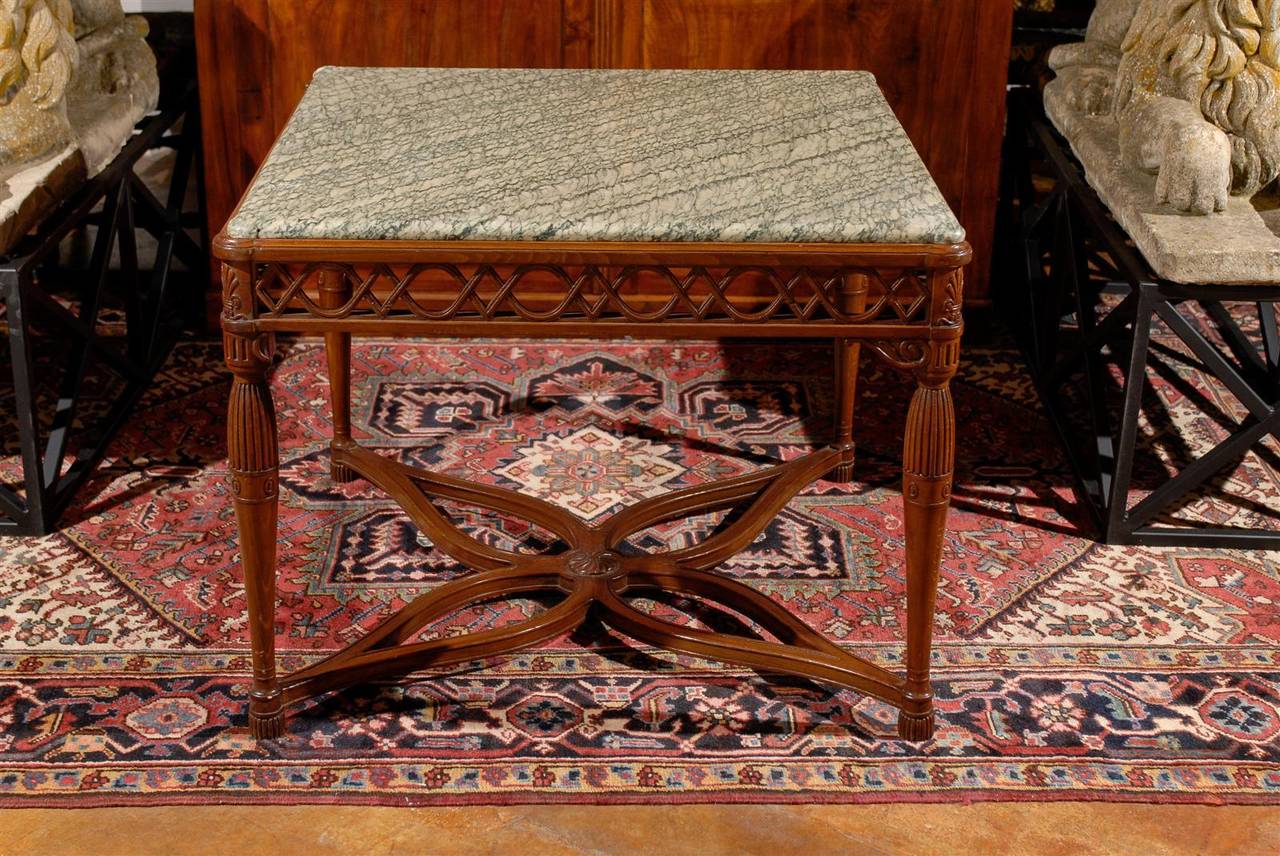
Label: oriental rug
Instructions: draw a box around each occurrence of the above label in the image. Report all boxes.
[0,324,1277,806]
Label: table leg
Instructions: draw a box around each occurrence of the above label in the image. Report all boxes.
[319,271,356,483]
[831,273,868,482]
[831,337,860,482]
[897,340,958,740]
[225,329,284,739]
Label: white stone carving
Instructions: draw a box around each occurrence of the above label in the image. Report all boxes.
[1,0,158,252]
[1046,0,1280,283]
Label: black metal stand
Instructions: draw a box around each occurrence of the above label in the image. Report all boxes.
[0,81,206,536]
[999,88,1280,549]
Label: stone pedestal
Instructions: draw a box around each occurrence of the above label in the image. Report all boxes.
[0,147,87,256]
[1045,85,1280,285]
[0,4,158,255]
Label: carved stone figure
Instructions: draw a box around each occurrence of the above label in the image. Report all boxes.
[0,0,158,253]
[69,0,125,36]
[1048,0,1280,215]
[64,0,160,174]
[0,0,79,166]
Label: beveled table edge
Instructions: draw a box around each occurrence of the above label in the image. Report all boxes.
[213,232,973,270]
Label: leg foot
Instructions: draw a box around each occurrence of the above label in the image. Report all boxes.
[331,453,357,484]
[896,707,935,741]
[249,704,285,740]
[830,458,855,483]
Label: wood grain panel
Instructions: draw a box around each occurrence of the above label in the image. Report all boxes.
[195,0,272,280]
[604,0,1007,303]
[964,0,1017,297]
[265,0,564,130]
[195,0,1011,307]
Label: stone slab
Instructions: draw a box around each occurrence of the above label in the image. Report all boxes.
[0,146,86,256]
[227,67,964,246]
[0,10,157,258]
[1045,84,1280,285]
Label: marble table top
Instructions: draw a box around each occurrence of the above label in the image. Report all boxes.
[227,67,964,246]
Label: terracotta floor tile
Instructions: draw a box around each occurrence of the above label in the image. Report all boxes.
[2,803,1277,856]
[790,803,1280,856]
[505,804,890,856]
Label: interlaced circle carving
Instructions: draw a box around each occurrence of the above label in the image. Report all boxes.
[241,262,934,326]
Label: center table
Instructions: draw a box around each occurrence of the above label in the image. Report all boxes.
[215,67,970,741]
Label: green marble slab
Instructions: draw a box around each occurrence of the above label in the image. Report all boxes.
[227,67,964,246]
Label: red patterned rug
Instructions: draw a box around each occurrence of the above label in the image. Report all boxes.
[0,328,1278,806]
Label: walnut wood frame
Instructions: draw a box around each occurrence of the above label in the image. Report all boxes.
[216,233,969,742]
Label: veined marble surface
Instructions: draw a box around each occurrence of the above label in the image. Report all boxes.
[227,67,964,246]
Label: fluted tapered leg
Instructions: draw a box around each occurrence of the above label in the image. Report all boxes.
[320,271,356,483]
[225,329,284,739]
[897,338,958,740]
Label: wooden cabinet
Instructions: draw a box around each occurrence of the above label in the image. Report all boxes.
[196,0,1011,303]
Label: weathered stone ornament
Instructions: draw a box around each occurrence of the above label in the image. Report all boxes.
[1045,0,1280,283]
[0,0,158,253]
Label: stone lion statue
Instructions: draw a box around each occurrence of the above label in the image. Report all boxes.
[1049,0,1280,214]
[0,0,79,164]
